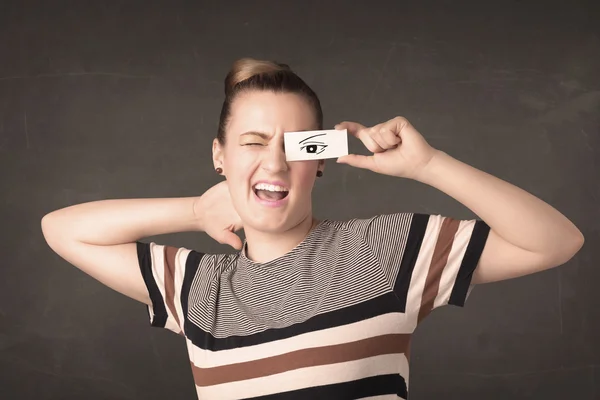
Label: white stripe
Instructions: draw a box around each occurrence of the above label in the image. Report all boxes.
[147,243,182,333]
[404,215,440,326]
[195,353,409,400]
[173,247,190,331]
[188,312,411,368]
[433,219,474,308]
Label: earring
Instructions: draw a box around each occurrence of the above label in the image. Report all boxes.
[316,170,323,177]
[215,167,223,174]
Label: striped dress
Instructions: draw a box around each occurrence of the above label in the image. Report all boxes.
[137,213,490,399]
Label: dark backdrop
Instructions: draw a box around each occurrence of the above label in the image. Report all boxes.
[1,1,598,399]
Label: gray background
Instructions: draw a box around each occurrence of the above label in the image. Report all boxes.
[1,1,598,399]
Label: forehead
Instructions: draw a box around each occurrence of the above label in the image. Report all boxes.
[227,91,317,136]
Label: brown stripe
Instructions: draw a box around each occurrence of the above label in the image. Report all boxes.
[191,333,411,387]
[417,217,460,323]
[163,245,181,328]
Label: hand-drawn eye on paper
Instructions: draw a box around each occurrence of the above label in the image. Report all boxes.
[299,133,328,155]
[284,129,348,161]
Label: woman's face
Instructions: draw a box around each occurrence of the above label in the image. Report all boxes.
[213,90,324,234]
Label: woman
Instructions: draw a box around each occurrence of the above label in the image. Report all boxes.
[41,58,584,399]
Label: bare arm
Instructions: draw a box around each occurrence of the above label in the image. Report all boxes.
[336,117,584,285]
[416,150,584,284]
[41,197,202,304]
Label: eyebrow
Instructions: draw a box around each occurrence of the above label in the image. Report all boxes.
[239,131,272,140]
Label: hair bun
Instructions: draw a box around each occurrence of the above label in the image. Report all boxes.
[225,58,291,95]
[216,57,323,144]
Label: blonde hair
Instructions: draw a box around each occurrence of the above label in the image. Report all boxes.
[217,58,323,144]
[224,58,291,95]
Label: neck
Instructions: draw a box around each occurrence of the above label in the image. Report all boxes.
[243,214,317,263]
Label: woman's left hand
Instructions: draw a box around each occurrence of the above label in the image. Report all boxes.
[335,116,439,180]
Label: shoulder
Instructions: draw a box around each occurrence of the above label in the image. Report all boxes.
[187,249,238,276]
[137,241,236,277]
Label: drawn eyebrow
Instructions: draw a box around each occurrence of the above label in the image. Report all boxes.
[299,133,326,144]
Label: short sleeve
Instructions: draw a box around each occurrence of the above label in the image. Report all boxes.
[136,241,201,335]
[364,213,490,322]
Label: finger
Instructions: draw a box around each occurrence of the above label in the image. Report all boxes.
[370,128,394,150]
[336,121,368,142]
[390,116,411,133]
[335,121,366,135]
[352,126,386,153]
[361,130,385,153]
[336,154,377,171]
[220,230,243,250]
[378,127,402,148]
[360,125,392,153]
[337,122,385,153]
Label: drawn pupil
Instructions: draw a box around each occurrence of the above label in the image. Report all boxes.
[306,145,317,153]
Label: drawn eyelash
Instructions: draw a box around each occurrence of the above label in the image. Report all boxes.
[298,133,328,155]
[299,141,328,154]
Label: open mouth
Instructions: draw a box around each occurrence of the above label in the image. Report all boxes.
[253,182,290,202]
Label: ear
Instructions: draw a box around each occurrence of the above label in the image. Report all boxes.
[317,159,325,173]
[212,138,224,169]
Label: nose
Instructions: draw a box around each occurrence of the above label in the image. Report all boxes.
[261,141,289,173]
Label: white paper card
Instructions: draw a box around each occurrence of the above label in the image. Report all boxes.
[284,129,348,161]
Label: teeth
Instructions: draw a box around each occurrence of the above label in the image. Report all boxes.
[254,183,289,192]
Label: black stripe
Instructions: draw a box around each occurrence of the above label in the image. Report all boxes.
[136,241,168,328]
[449,219,491,306]
[183,292,403,351]
[243,373,407,400]
[393,213,429,311]
[181,250,203,323]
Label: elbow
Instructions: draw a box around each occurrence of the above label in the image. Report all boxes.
[570,230,585,256]
[553,230,585,266]
[41,211,65,248]
[41,213,52,238]
[567,223,585,254]
[41,212,57,235]
[41,213,56,246]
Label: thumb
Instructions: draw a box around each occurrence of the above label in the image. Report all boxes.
[220,230,243,250]
[336,154,376,171]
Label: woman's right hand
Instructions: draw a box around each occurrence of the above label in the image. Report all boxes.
[195,181,244,250]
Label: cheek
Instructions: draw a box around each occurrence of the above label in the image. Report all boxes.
[224,151,255,180]
[291,162,318,190]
